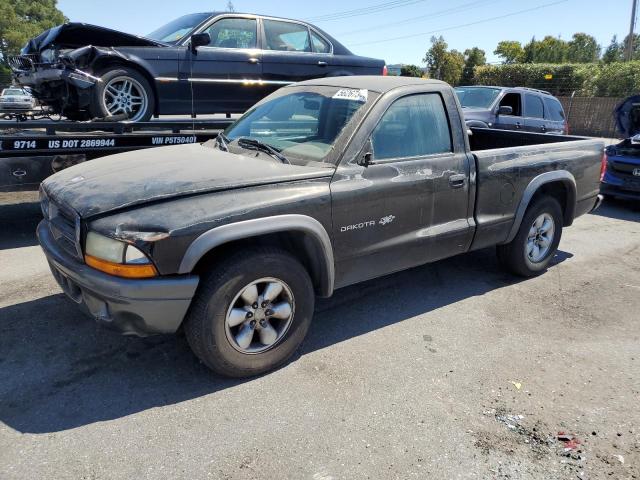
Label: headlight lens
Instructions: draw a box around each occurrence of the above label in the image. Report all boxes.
[84,232,157,278]
[40,48,57,64]
[86,232,125,263]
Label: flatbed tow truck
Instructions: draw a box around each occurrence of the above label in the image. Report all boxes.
[0,117,234,192]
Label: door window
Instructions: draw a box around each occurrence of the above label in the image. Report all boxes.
[311,31,331,53]
[499,92,521,116]
[543,97,565,121]
[263,20,311,52]
[372,94,452,160]
[524,94,545,119]
[204,18,257,49]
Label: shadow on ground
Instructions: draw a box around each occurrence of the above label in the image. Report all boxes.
[590,197,640,223]
[0,202,41,249]
[0,242,573,434]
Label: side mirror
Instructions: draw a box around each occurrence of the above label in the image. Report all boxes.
[497,105,513,116]
[357,139,375,167]
[190,33,211,53]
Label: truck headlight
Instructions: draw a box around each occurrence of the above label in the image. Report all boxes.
[84,231,157,278]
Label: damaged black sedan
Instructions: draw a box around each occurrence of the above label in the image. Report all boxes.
[9,12,386,122]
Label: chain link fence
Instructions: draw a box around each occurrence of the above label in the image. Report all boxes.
[558,96,623,139]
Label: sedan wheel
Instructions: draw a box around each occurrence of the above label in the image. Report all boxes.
[102,76,149,121]
[89,67,155,122]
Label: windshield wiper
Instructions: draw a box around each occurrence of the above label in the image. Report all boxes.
[237,137,289,164]
[216,132,229,152]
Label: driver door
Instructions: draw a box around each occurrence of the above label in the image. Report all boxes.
[189,16,266,113]
[331,90,474,288]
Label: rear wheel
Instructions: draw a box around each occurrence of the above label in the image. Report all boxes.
[184,248,314,377]
[497,196,563,277]
[90,67,154,121]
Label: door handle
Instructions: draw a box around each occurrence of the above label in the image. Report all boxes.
[448,174,467,189]
[317,61,328,67]
[248,57,260,64]
[515,122,522,129]
[540,125,547,132]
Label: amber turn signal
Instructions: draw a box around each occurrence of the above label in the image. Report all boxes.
[85,254,158,279]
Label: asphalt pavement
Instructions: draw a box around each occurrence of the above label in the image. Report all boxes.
[0,196,639,479]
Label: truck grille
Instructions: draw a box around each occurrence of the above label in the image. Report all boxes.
[44,196,83,260]
[7,54,39,72]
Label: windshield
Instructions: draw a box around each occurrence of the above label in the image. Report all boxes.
[146,13,211,43]
[455,87,501,109]
[2,89,25,96]
[224,86,374,165]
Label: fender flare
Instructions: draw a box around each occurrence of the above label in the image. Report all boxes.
[178,214,335,296]
[504,170,577,243]
[465,120,490,129]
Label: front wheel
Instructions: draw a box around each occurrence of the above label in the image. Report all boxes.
[497,196,563,277]
[89,67,154,121]
[184,248,315,377]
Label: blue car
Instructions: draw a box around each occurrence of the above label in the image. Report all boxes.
[601,95,640,200]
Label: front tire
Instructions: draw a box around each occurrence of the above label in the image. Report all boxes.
[184,248,315,377]
[497,196,563,277]
[89,67,154,122]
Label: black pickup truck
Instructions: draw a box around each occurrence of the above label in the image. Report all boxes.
[37,76,604,377]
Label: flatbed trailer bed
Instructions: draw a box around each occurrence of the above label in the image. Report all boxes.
[1,119,234,192]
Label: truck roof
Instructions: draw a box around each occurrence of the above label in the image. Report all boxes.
[291,76,447,94]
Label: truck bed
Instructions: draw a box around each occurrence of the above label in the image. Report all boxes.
[468,127,604,251]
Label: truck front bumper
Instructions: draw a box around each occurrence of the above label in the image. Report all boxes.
[37,220,199,336]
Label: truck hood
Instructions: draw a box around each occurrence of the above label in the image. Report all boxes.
[42,143,334,218]
[22,23,165,54]
[614,94,640,138]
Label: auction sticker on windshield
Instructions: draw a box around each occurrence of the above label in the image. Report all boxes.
[333,89,368,102]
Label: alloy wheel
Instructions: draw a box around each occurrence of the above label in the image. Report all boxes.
[526,213,555,263]
[102,75,148,121]
[224,277,295,354]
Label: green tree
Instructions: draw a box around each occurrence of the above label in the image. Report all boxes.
[0,0,66,56]
[621,33,640,60]
[602,35,622,63]
[461,47,486,84]
[423,36,464,85]
[567,33,600,63]
[400,64,423,77]
[494,40,523,64]
[443,50,465,85]
[423,36,448,78]
[534,36,569,63]
[522,36,537,63]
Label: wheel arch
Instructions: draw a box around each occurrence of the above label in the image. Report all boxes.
[465,120,490,129]
[504,171,577,244]
[179,215,335,297]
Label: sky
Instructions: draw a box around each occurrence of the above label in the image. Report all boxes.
[56,0,633,65]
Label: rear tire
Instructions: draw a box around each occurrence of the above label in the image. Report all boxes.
[89,67,154,122]
[497,196,563,277]
[184,247,315,377]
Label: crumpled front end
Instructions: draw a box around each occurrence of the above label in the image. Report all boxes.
[9,22,164,117]
[9,50,101,117]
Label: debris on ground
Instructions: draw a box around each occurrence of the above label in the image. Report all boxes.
[557,431,581,452]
